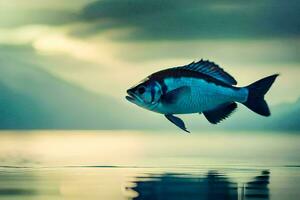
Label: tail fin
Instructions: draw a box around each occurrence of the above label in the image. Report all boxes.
[243,74,279,116]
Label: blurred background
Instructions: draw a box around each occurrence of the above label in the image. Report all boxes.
[0,1,300,199]
[0,0,299,131]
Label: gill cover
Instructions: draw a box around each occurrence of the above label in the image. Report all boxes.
[128,79,162,106]
[139,80,162,105]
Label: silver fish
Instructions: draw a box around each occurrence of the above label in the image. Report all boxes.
[126,60,278,133]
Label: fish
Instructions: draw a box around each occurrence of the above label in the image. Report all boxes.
[126,59,278,133]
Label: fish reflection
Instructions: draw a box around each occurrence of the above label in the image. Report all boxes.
[244,170,270,199]
[125,170,270,200]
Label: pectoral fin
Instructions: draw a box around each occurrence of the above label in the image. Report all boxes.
[165,114,190,133]
[203,102,237,124]
[162,86,191,104]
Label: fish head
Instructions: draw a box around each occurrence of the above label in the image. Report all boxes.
[126,78,162,110]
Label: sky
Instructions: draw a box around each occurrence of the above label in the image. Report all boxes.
[0,0,299,129]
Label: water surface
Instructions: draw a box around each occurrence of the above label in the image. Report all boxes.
[0,131,299,200]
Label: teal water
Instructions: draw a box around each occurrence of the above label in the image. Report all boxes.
[0,131,299,200]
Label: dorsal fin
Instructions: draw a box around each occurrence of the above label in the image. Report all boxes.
[180,59,237,85]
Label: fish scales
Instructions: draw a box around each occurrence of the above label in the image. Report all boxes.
[160,77,248,114]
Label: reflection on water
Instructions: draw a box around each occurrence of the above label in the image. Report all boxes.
[0,131,299,199]
[245,170,270,199]
[0,166,299,200]
[126,170,269,200]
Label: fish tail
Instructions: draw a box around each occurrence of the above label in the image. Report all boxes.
[243,74,279,116]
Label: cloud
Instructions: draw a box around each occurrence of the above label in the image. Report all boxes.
[77,0,300,40]
[0,25,150,100]
[0,1,299,106]
[115,39,300,66]
[0,9,77,28]
[0,0,91,28]
[2,0,299,41]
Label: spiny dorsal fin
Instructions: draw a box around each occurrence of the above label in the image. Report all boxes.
[203,102,237,124]
[181,59,237,85]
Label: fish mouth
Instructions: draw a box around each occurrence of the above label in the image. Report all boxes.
[126,90,138,103]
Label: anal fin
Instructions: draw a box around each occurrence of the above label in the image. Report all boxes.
[203,102,237,124]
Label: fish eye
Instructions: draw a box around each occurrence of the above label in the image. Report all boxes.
[137,86,146,94]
